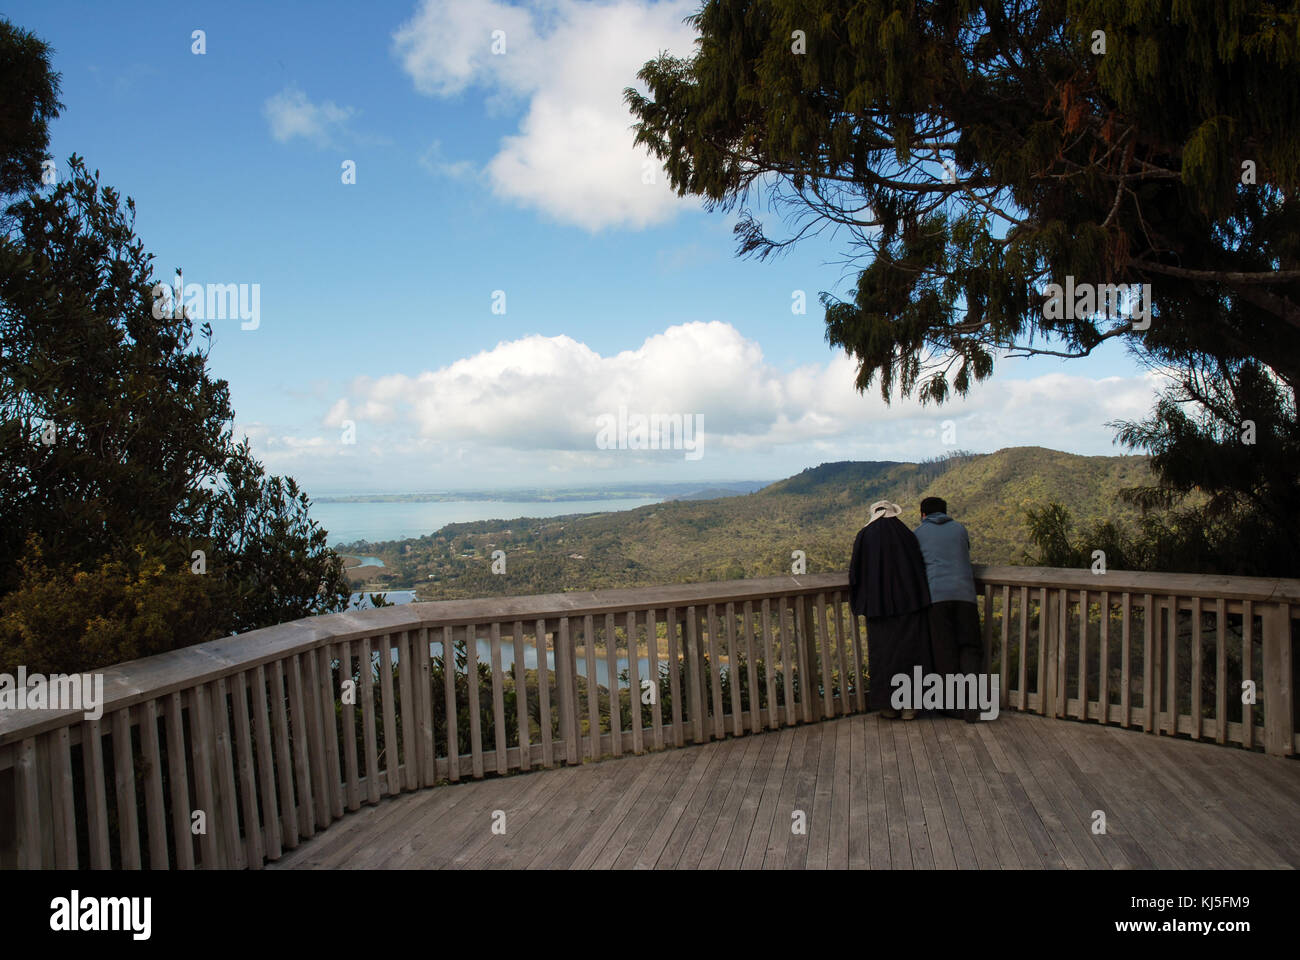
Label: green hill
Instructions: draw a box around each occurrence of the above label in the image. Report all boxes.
[342,446,1158,599]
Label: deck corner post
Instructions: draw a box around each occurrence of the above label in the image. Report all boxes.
[1261,603,1295,757]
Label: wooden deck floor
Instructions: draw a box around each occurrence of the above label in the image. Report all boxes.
[270,711,1300,869]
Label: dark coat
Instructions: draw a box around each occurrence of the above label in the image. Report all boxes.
[848,516,932,618]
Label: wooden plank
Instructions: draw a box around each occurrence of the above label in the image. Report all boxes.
[301,652,330,827]
[665,608,684,747]
[1121,593,1133,728]
[80,719,111,868]
[1018,587,1028,711]
[188,685,221,867]
[1242,601,1254,750]
[1190,597,1203,740]
[647,608,663,751]
[441,627,460,780]
[1056,588,1069,718]
[1143,593,1155,733]
[816,593,835,719]
[229,673,263,867]
[725,602,743,736]
[111,707,142,869]
[1078,588,1088,718]
[1165,595,1178,735]
[829,593,848,718]
[285,657,316,839]
[465,625,485,777]
[1098,592,1110,724]
[554,618,576,766]
[686,606,705,744]
[851,605,866,713]
[584,615,600,760]
[706,604,726,739]
[317,645,344,816]
[489,622,508,773]
[416,628,436,786]
[357,638,381,803]
[268,661,301,847]
[562,617,581,764]
[779,598,795,726]
[983,582,995,686]
[136,702,167,869]
[164,692,196,868]
[1037,588,1049,716]
[397,630,419,788]
[376,634,401,794]
[1215,597,1229,740]
[761,599,779,729]
[1262,602,1294,756]
[14,737,41,869]
[605,612,622,758]
[45,730,76,869]
[249,665,283,860]
[211,678,245,868]
[536,619,554,767]
[336,643,360,812]
[999,585,1010,710]
[627,611,644,754]
[514,621,532,771]
[795,597,814,722]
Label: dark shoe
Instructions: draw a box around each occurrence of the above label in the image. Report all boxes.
[901,709,917,721]
[880,708,901,719]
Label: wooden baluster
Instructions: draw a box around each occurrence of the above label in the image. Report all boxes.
[269,662,302,846]
[1262,602,1293,757]
[300,655,329,827]
[1098,592,1110,724]
[1190,597,1202,740]
[705,604,725,739]
[466,624,485,777]
[1018,587,1029,711]
[1037,588,1049,716]
[515,621,532,770]
[725,602,743,736]
[830,592,848,717]
[14,737,41,869]
[1121,593,1133,728]
[667,607,685,746]
[761,599,780,728]
[647,608,664,751]
[111,707,143,869]
[417,627,436,787]
[686,606,705,744]
[743,600,760,731]
[397,630,419,788]
[189,685,222,865]
[230,673,263,867]
[1242,601,1254,750]
[249,665,284,858]
[536,618,554,767]
[851,603,866,714]
[164,692,196,868]
[1165,595,1178,735]
[377,635,401,794]
[1000,585,1011,710]
[442,626,461,780]
[490,622,508,773]
[1077,588,1088,719]
[1142,593,1156,733]
[627,611,644,754]
[605,612,622,757]
[286,658,317,839]
[780,597,796,726]
[47,727,77,869]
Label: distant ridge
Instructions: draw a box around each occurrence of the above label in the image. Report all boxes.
[335,446,1155,597]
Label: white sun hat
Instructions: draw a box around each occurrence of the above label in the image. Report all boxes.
[867,500,903,524]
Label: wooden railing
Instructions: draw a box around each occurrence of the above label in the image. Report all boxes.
[1,565,1295,869]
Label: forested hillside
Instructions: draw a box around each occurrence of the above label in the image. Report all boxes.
[339,447,1160,599]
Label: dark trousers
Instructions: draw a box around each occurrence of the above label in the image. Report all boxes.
[929,600,984,718]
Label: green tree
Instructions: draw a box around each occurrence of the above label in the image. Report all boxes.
[627,0,1300,574]
[0,18,63,198]
[0,155,350,672]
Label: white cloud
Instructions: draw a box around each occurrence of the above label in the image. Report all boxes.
[302,322,1159,468]
[392,0,700,230]
[263,88,357,147]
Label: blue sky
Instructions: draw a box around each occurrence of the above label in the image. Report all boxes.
[9,0,1159,495]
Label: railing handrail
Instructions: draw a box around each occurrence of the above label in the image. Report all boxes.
[2,564,1298,745]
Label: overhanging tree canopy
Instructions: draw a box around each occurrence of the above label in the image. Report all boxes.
[627,0,1300,571]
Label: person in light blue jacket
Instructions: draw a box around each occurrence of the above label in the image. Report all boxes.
[913,496,984,721]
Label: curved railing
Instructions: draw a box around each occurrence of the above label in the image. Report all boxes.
[1,565,1295,869]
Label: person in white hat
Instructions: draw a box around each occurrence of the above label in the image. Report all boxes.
[848,500,934,719]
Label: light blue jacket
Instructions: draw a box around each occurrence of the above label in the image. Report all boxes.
[913,513,977,604]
